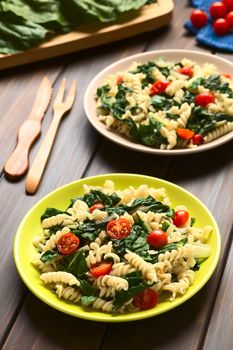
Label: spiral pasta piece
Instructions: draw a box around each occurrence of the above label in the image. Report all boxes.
[40,272,80,286]
[124,250,157,284]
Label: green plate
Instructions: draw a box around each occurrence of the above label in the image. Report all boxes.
[14,174,221,322]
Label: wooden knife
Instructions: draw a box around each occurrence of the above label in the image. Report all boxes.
[4,76,52,179]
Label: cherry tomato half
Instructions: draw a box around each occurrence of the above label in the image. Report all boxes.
[147,229,168,249]
[173,210,189,227]
[150,80,170,96]
[222,0,233,12]
[106,218,131,239]
[176,128,195,140]
[195,92,215,107]
[90,262,112,277]
[209,2,227,19]
[57,232,80,255]
[192,133,204,145]
[190,9,208,29]
[213,18,230,35]
[226,11,233,29]
[178,67,193,77]
[133,289,158,310]
[89,203,105,213]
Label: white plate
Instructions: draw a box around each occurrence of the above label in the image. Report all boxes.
[84,49,233,155]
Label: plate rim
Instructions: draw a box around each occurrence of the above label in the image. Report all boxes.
[84,49,233,155]
[14,173,221,322]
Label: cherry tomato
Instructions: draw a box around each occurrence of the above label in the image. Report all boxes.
[57,232,80,255]
[173,210,189,227]
[195,92,215,107]
[150,80,170,95]
[90,262,112,277]
[133,289,158,310]
[190,10,208,29]
[116,76,123,85]
[222,0,233,12]
[178,67,193,77]
[209,2,227,19]
[89,203,105,213]
[147,229,168,249]
[176,128,195,140]
[106,218,131,239]
[213,18,230,35]
[226,11,233,29]
[223,73,232,79]
[192,133,204,145]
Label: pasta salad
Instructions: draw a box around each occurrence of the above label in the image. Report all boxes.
[96,57,233,149]
[32,180,212,314]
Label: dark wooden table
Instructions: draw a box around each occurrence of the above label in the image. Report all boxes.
[1,1,233,349]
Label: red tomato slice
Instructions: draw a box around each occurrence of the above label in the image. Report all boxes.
[147,229,168,249]
[176,128,195,140]
[57,232,80,255]
[195,92,215,107]
[133,289,158,310]
[173,210,189,227]
[213,18,230,35]
[106,218,131,239]
[90,262,112,277]
[190,9,208,29]
[178,67,193,77]
[209,2,227,19]
[89,203,105,213]
[150,80,170,96]
[192,133,204,145]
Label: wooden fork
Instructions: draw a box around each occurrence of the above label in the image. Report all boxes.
[26,79,76,194]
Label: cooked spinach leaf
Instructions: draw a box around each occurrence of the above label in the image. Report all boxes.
[40,207,70,222]
[40,249,59,263]
[138,115,167,147]
[65,250,88,277]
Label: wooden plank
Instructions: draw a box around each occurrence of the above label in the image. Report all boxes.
[202,226,233,350]
[0,0,174,70]
[0,39,149,348]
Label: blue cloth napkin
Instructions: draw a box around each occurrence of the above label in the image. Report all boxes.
[185,0,233,52]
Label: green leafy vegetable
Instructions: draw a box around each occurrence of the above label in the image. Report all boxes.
[65,250,88,277]
[40,249,59,263]
[40,208,70,222]
[138,115,167,147]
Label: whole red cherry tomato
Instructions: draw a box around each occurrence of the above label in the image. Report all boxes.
[192,134,204,145]
[213,18,230,35]
[222,0,233,12]
[173,210,189,227]
[209,2,227,19]
[190,9,208,29]
[178,67,193,77]
[89,203,105,213]
[57,232,80,255]
[150,80,170,95]
[195,92,215,107]
[147,229,168,249]
[133,289,158,310]
[106,218,131,239]
[226,11,233,29]
[90,262,112,277]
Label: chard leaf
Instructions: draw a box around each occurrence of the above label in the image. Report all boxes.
[81,295,97,306]
[0,11,48,54]
[138,116,167,147]
[114,282,148,310]
[66,250,88,277]
[40,208,70,222]
[40,249,59,263]
[79,279,98,296]
[72,190,121,208]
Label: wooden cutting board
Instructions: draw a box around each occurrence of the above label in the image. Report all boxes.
[0,0,174,70]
